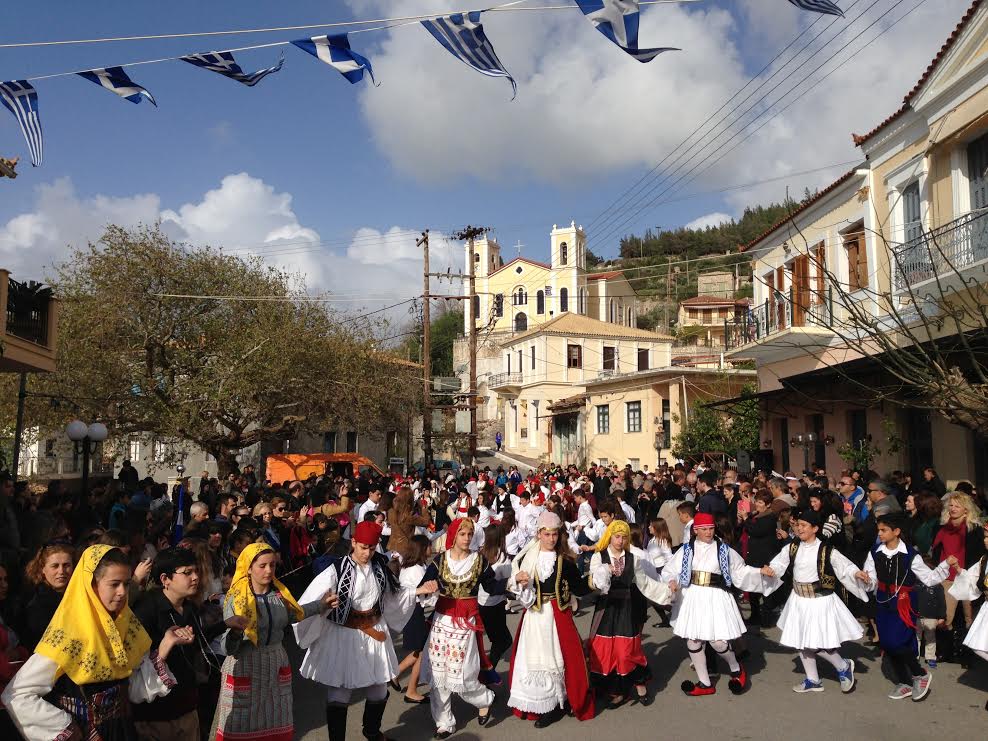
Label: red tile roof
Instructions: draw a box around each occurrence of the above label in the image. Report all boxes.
[739,169,859,252]
[852,0,982,147]
[587,270,623,280]
[488,256,551,277]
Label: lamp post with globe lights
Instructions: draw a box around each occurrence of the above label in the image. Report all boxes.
[65,420,108,499]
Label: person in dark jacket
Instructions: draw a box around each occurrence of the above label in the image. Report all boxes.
[133,547,226,740]
[20,542,74,651]
[742,490,778,627]
[696,469,728,516]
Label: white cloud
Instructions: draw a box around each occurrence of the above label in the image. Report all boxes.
[342,0,970,206]
[685,212,732,230]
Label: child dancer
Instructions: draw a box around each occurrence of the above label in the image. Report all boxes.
[946,523,988,710]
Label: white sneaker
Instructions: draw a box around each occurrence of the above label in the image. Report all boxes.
[793,679,824,693]
[911,673,932,701]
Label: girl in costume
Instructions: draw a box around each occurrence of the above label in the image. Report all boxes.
[587,519,671,706]
[421,518,506,738]
[2,545,194,741]
[215,543,334,741]
[294,522,438,741]
[946,523,988,711]
[662,512,777,697]
[508,511,594,728]
[762,510,869,695]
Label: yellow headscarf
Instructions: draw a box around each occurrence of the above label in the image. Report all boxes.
[224,543,304,645]
[36,545,151,685]
[595,519,631,552]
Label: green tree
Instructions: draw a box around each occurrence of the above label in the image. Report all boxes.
[671,405,724,461]
[35,225,419,475]
[722,384,761,453]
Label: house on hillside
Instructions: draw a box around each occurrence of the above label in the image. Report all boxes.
[725,0,988,484]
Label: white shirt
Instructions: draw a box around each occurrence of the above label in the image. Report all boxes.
[470,522,486,552]
[576,501,595,530]
[863,541,951,589]
[647,538,673,570]
[619,499,637,524]
[357,498,379,523]
[682,519,693,544]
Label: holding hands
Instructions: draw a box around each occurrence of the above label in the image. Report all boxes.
[416,580,439,597]
[159,625,196,659]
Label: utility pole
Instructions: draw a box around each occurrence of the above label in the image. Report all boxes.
[452,225,488,467]
[418,230,433,470]
[11,372,27,477]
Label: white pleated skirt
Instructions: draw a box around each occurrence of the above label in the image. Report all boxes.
[777,593,863,650]
[963,605,988,652]
[671,585,746,642]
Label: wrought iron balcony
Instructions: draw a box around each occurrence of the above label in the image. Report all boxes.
[488,372,522,389]
[725,287,833,351]
[891,208,988,291]
[6,278,51,346]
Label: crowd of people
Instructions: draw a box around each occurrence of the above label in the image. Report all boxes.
[0,456,984,740]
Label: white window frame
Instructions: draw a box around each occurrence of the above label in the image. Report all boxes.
[626,401,642,433]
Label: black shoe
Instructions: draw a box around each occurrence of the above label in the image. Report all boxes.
[478,708,493,727]
[534,706,566,729]
[388,678,403,693]
[403,694,430,704]
[635,691,653,707]
[434,731,452,740]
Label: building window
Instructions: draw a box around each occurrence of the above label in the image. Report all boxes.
[536,290,545,315]
[626,401,642,433]
[627,307,633,326]
[844,222,867,292]
[517,349,523,374]
[702,308,712,324]
[507,353,511,373]
[152,439,166,464]
[494,294,504,317]
[474,252,480,264]
[560,241,568,265]
[596,405,610,434]
[578,288,586,314]
[128,437,140,461]
[662,399,671,448]
[566,344,582,369]
[602,346,616,371]
[637,347,649,371]
[514,312,528,332]
[45,439,55,457]
[560,287,569,312]
[322,431,337,453]
[513,287,527,306]
[628,458,640,470]
[598,458,609,466]
[346,431,358,453]
[968,131,988,209]
[902,181,922,243]
[849,409,868,449]
[531,345,536,369]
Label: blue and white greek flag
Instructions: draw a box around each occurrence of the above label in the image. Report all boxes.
[0,80,42,167]
[180,51,284,86]
[421,11,516,99]
[291,34,378,85]
[788,0,844,15]
[573,0,679,63]
[77,67,157,106]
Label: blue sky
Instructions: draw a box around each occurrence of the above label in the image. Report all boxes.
[0,0,973,312]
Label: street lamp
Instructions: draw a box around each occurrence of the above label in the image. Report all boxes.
[66,419,108,498]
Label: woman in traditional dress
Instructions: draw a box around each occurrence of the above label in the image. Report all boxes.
[947,523,988,710]
[421,518,505,739]
[215,543,333,741]
[587,519,672,706]
[507,511,594,728]
[2,545,194,740]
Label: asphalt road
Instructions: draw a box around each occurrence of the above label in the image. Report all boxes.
[290,602,988,741]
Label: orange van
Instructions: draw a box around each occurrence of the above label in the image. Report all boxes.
[264,453,385,483]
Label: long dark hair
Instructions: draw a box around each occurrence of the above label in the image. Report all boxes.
[481,524,505,565]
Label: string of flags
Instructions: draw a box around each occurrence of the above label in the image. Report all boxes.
[1,0,844,168]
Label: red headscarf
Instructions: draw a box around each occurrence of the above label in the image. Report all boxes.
[445,517,471,551]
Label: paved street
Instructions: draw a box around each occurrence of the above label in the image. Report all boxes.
[291,603,988,741]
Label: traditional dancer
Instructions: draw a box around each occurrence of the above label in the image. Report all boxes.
[2,545,194,740]
[294,521,438,741]
[587,519,672,706]
[507,511,594,727]
[421,518,506,739]
[860,513,953,701]
[216,543,334,741]
[662,512,775,696]
[761,510,866,695]
[947,523,988,710]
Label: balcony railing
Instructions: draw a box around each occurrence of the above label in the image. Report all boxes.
[725,287,833,351]
[489,372,522,388]
[7,278,51,346]
[891,208,988,291]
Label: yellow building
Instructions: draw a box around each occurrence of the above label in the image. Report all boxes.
[676,296,751,348]
[464,222,638,336]
[0,269,59,373]
[725,0,988,482]
[549,367,755,468]
[489,313,672,460]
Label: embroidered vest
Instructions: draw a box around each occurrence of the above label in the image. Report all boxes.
[678,539,732,588]
[785,541,841,592]
[325,557,387,626]
[870,544,918,589]
[531,555,574,612]
[438,552,484,599]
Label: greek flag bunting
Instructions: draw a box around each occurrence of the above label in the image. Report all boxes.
[291,34,378,85]
[77,67,157,106]
[180,51,284,86]
[0,80,43,167]
[573,0,679,62]
[787,0,844,15]
[421,11,517,99]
